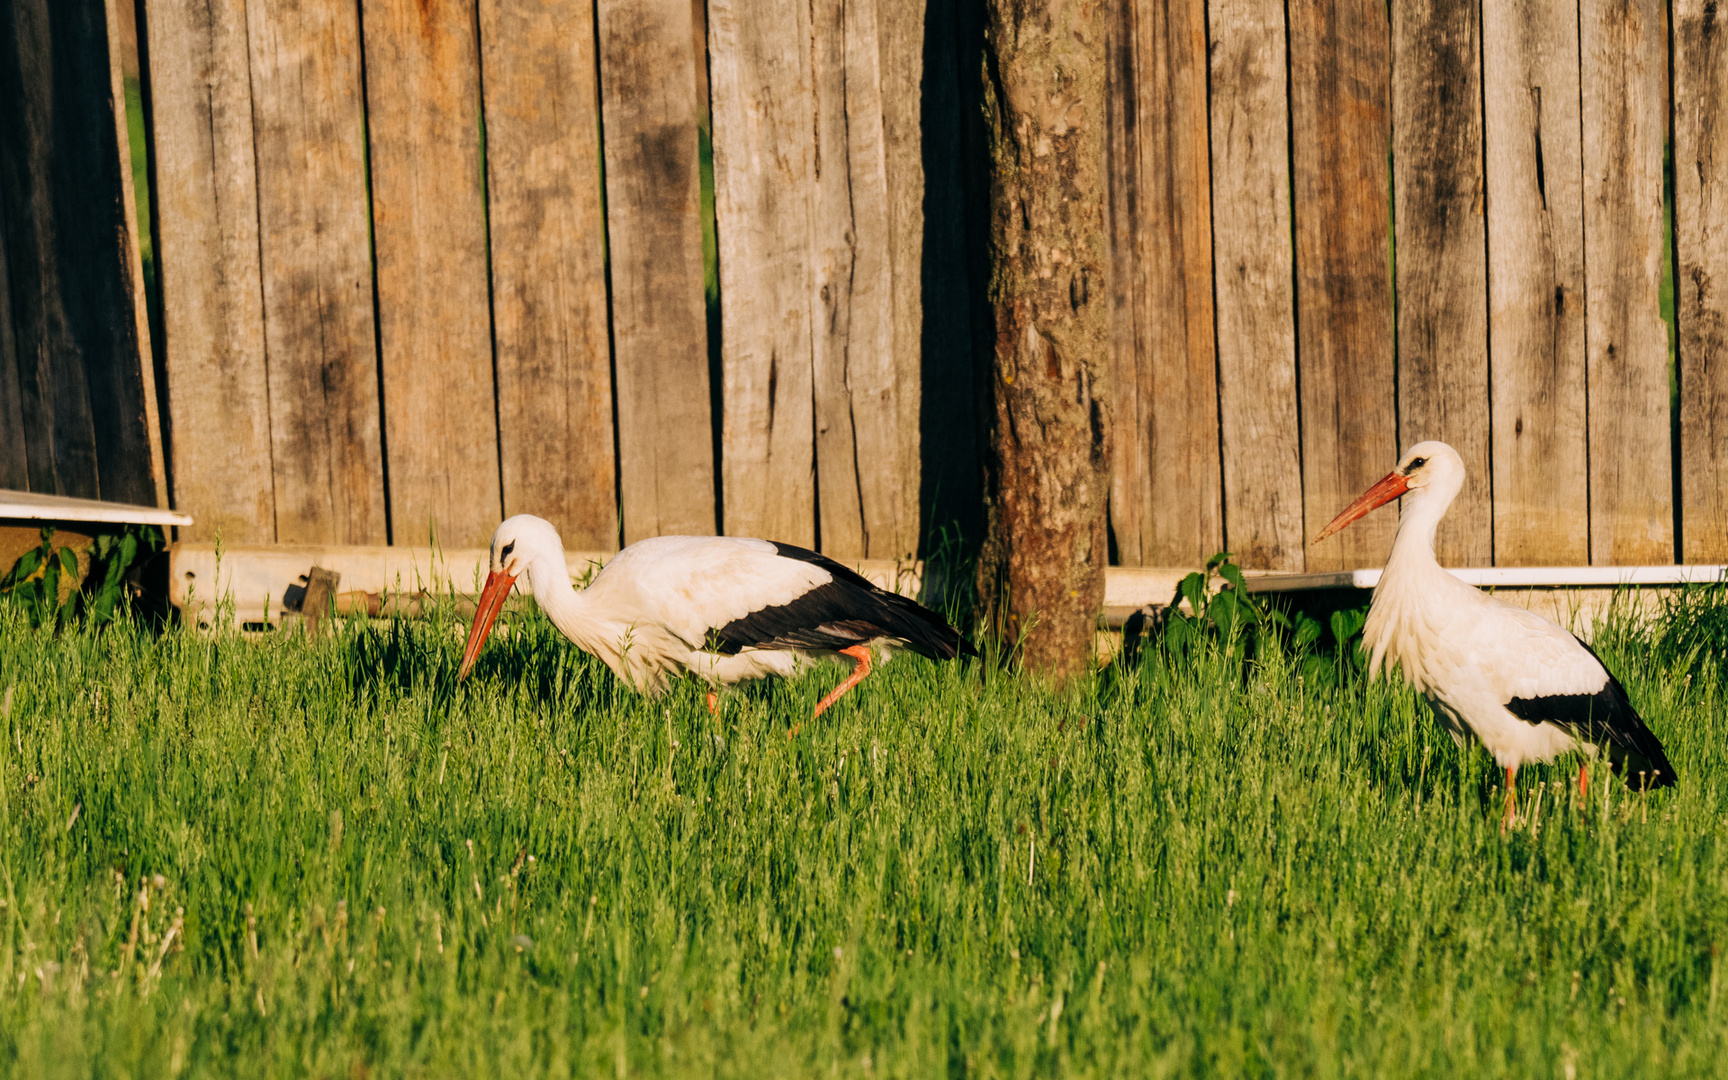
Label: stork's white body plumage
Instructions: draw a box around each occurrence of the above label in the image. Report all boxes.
[458,516,974,718]
[1317,442,1674,819]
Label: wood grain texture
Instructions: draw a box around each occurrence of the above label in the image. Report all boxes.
[246,0,386,545]
[706,0,816,547]
[145,0,273,540]
[597,0,715,542]
[1289,0,1398,571]
[361,0,500,548]
[1392,0,1489,566]
[1107,0,1220,567]
[0,196,29,490]
[1482,0,1589,566]
[104,0,165,507]
[878,0,925,560]
[1206,0,1301,570]
[809,0,904,559]
[1580,0,1673,564]
[0,0,157,504]
[1674,0,1728,562]
[479,0,618,552]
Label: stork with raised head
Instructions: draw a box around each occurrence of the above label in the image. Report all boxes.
[1314,441,1675,826]
[457,515,976,726]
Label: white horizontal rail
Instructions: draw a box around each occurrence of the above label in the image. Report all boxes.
[1,488,192,527]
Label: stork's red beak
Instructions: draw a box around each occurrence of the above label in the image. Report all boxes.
[1312,471,1409,544]
[457,570,517,681]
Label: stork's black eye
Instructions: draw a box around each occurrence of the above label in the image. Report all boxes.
[1408,457,1427,470]
[500,542,515,558]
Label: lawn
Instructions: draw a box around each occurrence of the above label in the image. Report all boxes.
[0,586,1725,1077]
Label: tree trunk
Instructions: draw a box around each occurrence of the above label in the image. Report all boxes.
[974,0,1112,680]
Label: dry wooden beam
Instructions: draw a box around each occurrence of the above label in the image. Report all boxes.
[1206,0,1302,571]
[1108,0,1221,567]
[1674,0,1728,563]
[479,0,619,552]
[361,0,501,549]
[1482,0,1590,566]
[1580,0,1673,564]
[146,0,273,543]
[1392,0,1490,566]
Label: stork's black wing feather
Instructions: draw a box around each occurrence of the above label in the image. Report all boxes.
[707,543,977,660]
[1503,636,1676,789]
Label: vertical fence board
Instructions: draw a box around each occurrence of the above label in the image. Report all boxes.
[361,0,500,548]
[147,0,272,540]
[246,0,386,545]
[707,0,816,546]
[1482,0,1589,565]
[0,199,25,490]
[1675,0,1728,563]
[880,0,925,559]
[1392,0,1489,566]
[810,0,903,559]
[598,0,715,542]
[1207,0,1301,570]
[479,0,618,552]
[1108,0,1220,567]
[1581,0,1673,564]
[1289,0,1398,570]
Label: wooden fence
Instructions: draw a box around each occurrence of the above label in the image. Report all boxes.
[4,0,1725,572]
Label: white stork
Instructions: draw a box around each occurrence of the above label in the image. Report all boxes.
[456,515,975,726]
[1314,441,1675,825]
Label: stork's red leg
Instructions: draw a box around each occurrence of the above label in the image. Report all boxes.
[1578,761,1589,805]
[705,691,719,715]
[1502,765,1517,832]
[790,645,874,737]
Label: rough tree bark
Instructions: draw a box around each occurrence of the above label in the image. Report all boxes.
[975,0,1112,679]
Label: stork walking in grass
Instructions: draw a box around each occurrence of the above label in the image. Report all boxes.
[1313,441,1675,826]
[457,515,975,727]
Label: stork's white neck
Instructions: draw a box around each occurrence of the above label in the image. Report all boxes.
[521,551,604,653]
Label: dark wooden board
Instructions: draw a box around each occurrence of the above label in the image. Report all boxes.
[1482,0,1589,566]
[145,0,274,541]
[1108,0,1221,567]
[1206,0,1302,570]
[246,0,386,545]
[1392,0,1490,566]
[597,0,716,542]
[0,196,28,490]
[1675,0,1728,563]
[1580,0,1673,564]
[1289,0,1399,570]
[361,0,501,548]
[706,0,817,547]
[479,0,618,552]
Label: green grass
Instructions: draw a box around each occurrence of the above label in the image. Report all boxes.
[0,589,1726,1077]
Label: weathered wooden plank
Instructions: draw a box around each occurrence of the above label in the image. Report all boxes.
[0,197,28,491]
[706,0,816,547]
[878,0,925,560]
[245,0,386,545]
[1482,0,1589,566]
[1288,0,1398,571]
[1674,0,1728,563]
[1108,0,1219,567]
[1580,0,1672,564]
[597,0,715,542]
[1206,0,1302,570]
[361,0,500,548]
[809,0,903,559]
[0,0,157,505]
[104,0,165,508]
[145,0,273,540]
[478,0,618,552]
[1392,0,1489,566]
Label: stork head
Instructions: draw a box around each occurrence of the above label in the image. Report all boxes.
[458,515,564,681]
[1312,440,1464,543]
